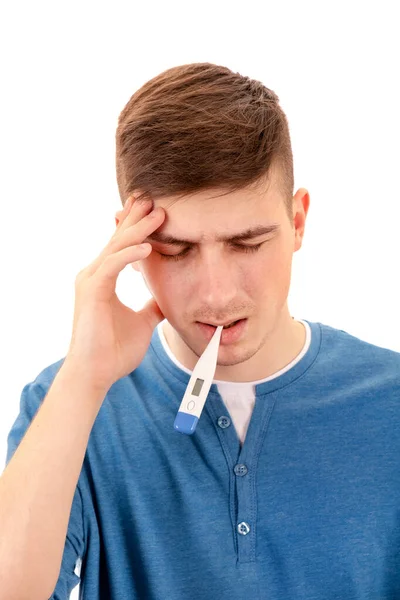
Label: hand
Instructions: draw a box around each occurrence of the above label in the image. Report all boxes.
[64,195,166,393]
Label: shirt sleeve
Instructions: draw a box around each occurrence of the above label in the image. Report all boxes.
[4,379,86,599]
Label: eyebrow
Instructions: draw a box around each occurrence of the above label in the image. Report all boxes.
[146,224,280,247]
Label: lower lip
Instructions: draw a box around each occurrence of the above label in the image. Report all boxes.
[196,319,247,344]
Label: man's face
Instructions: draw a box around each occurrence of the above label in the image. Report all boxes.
[118,170,309,378]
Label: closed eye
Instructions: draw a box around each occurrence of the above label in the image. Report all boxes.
[158,242,266,262]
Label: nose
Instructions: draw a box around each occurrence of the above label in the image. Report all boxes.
[193,248,240,309]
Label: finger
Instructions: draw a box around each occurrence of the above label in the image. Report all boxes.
[118,206,164,247]
[89,206,165,277]
[92,243,153,302]
[116,195,137,227]
[117,195,154,234]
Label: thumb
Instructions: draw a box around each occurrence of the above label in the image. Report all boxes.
[138,297,166,330]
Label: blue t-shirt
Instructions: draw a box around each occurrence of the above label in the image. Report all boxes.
[5,319,400,599]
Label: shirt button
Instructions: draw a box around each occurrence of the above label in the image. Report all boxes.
[238,522,250,535]
[234,464,248,476]
[217,416,231,429]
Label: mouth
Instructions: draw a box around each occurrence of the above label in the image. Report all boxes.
[196,318,248,343]
[199,319,242,329]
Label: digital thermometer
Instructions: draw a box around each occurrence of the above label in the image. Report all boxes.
[174,325,224,435]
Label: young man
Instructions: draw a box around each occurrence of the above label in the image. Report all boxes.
[2,62,400,600]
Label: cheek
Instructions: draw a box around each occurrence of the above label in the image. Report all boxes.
[139,261,180,303]
[268,249,291,275]
[253,246,293,291]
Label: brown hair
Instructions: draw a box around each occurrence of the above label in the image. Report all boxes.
[115,62,294,222]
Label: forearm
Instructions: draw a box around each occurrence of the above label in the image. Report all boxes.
[0,364,107,600]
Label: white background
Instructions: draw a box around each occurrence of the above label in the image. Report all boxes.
[1,1,399,597]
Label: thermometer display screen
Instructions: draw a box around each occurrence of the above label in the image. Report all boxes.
[192,378,205,397]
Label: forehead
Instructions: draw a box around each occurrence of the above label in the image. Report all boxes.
[146,180,283,246]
